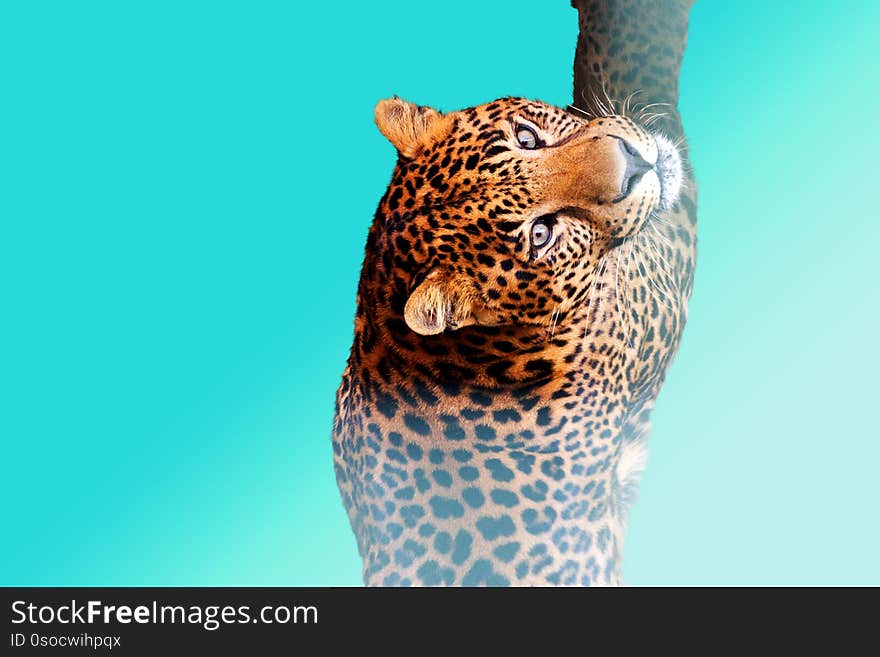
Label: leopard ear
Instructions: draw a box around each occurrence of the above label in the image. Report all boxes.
[404,271,496,336]
[375,97,450,158]
[404,273,474,336]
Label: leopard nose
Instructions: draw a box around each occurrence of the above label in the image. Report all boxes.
[618,139,654,199]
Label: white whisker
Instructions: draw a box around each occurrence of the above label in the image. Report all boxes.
[640,231,680,297]
[624,237,637,348]
[637,234,675,299]
[583,253,609,343]
[634,235,674,300]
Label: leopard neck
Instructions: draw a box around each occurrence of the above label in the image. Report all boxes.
[572,0,694,140]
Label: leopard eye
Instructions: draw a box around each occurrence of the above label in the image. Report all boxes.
[531,219,553,248]
[516,125,539,149]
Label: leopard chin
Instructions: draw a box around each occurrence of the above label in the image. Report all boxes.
[652,132,683,211]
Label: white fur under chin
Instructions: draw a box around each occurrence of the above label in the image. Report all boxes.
[616,438,650,512]
[652,132,683,211]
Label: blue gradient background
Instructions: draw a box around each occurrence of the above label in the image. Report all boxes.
[2,1,878,585]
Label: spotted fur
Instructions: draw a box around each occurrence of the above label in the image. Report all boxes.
[331,0,695,592]
[332,86,696,587]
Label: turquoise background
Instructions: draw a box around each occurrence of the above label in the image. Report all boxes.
[2,1,878,585]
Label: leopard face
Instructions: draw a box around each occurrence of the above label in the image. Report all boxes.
[371,97,682,337]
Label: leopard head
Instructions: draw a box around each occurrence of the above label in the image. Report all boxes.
[371,96,682,336]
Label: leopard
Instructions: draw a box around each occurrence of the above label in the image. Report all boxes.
[332,0,697,586]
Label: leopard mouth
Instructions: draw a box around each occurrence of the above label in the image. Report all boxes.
[610,134,682,211]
